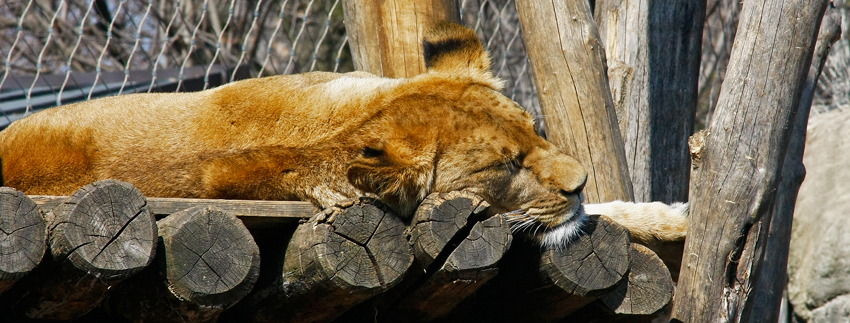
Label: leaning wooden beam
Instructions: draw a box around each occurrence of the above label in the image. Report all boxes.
[0,180,157,321]
[514,0,634,203]
[224,197,413,323]
[0,187,46,295]
[29,195,319,228]
[672,1,828,321]
[105,206,260,323]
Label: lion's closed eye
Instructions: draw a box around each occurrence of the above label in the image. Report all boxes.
[362,147,384,158]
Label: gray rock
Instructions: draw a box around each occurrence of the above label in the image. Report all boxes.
[811,294,850,323]
[788,109,850,321]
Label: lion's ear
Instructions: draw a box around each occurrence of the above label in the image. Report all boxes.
[346,136,436,219]
[423,21,504,90]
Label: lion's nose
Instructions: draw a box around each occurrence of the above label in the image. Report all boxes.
[565,175,587,195]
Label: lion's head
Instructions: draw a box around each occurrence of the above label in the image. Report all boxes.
[345,22,589,246]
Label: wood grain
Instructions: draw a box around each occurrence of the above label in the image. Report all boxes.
[671,1,828,321]
[107,206,260,323]
[0,187,46,295]
[0,180,157,321]
[514,0,633,203]
[342,0,460,78]
[30,195,318,229]
[594,0,705,203]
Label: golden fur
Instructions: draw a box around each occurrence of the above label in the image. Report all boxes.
[0,22,686,247]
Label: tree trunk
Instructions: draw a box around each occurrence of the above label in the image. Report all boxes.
[514,0,633,203]
[106,206,261,323]
[0,187,46,295]
[594,0,706,203]
[671,1,827,321]
[342,0,460,78]
[745,8,841,323]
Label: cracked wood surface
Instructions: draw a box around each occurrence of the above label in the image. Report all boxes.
[106,206,260,323]
[0,187,46,295]
[0,179,157,321]
[230,197,412,323]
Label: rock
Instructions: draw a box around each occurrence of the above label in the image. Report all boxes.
[788,109,850,320]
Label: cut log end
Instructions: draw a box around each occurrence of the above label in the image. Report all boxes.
[158,206,261,307]
[601,243,674,315]
[49,179,157,278]
[542,214,631,297]
[0,187,46,293]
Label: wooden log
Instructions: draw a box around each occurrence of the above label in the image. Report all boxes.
[30,195,318,229]
[106,206,260,323]
[0,179,157,321]
[386,191,512,321]
[223,197,413,323]
[342,0,460,78]
[449,214,630,322]
[671,1,828,321]
[601,243,673,315]
[0,187,46,295]
[514,0,634,203]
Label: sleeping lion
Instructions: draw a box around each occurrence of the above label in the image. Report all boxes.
[0,22,686,249]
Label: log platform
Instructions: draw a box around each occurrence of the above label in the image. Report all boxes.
[0,181,675,322]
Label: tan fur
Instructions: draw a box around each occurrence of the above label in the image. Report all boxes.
[0,22,686,246]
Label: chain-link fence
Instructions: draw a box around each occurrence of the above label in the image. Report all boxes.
[2,0,845,130]
[0,0,542,130]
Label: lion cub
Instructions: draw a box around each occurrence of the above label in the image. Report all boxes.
[0,22,687,249]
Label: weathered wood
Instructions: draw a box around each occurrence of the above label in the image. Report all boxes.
[593,0,706,203]
[387,191,512,321]
[30,195,318,228]
[227,197,413,323]
[452,214,630,322]
[514,0,633,204]
[671,1,828,321]
[106,206,260,323]
[0,187,46,295]
[747,8,841,323]
[601,243,673,315]
[342,0,460,78]
[0,180,157,321]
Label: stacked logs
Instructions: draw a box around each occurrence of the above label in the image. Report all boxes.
[0,180,674,322]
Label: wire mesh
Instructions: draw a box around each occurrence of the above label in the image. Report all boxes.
[0,0,541,130]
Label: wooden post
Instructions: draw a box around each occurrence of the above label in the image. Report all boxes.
[593,0,706,203]
[0,187,46,295]
[671,1,828,321]
[342,0,460,78]
[514,0,633,203]
[0,180,157,321]
[746,8,841,323]
[106,206,260,323]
